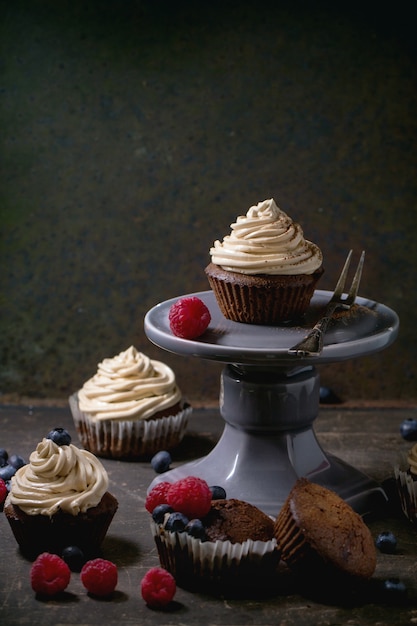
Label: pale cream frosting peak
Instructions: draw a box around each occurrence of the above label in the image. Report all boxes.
[78,346,182,421]
[209,198,322,275]
[8,438,108,516]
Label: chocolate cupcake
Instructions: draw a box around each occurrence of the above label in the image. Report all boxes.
[148,480,279,591]
[273,478,376,579]
[203,498,275,543]
[69,346,191,459]
[205,198,324,325]
[4,429,118,559]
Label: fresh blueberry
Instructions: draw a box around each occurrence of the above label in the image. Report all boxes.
[46,428,72,446]
[152,503,174,524]
[0,465,16,481]
[185,519,207,541]
[399,418,417,441]
[8,454,26,470]
[210,485,226,500]
[61,545,86,572]
[375,531,397,554]
[319,386,342,404]
[382,578,407,602]
[151,450,172,474]
[165,511,189,532]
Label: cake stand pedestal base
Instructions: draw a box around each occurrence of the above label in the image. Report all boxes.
[149,364,387,517]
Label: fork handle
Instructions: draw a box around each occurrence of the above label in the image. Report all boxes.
[288,303,338,356]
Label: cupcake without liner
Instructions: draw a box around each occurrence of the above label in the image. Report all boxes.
[151,498,280,590]
[4,434,118,559]
[69,346,191,459]
[394,443,417,524]
[205,198,324,325]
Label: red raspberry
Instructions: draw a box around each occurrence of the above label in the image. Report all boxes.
[141,566,176,608]
[80,558,118,596]
[30,552,71,596]
[145,481,171,513]
[168,296,211,339]
[166,476,212,519]
[0,478,7,505]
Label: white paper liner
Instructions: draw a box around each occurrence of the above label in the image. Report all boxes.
[394,457,417,523]
[69,392,191,458]
[151,520,280,585]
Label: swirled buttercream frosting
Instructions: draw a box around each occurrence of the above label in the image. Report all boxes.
[78,346,182,421]
[9,438,108,516]
[209,198,322,275]
[408,444,417,475]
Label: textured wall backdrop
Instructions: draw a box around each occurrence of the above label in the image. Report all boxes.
[1,1,416,404]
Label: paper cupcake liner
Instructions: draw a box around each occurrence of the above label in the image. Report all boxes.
[4,491,118,560]
[205,264,323,325]
[273,500,317,572]
[151,520,280,588]
[69,393,191,459]
[394,461,417,524]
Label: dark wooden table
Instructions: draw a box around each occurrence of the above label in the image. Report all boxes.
[1,403,417,625]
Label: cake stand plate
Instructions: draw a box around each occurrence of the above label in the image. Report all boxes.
[144,290,399,517]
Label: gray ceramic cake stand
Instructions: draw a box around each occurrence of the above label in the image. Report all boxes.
[144,289,399,518]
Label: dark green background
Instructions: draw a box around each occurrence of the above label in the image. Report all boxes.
[1,1,416,404]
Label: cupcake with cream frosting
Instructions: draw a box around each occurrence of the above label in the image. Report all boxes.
[69,346,191,459]
[4,429,118,559]
[205,198,324,324]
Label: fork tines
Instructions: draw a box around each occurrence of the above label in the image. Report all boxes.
[287,249,366,357]
[332,249,365,306]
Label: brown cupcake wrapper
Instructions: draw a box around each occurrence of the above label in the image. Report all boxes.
[151,520,280,587]
[205,264,323,324]
[273,502,315,571]
[69,393,191,459]
[4,491,118,559]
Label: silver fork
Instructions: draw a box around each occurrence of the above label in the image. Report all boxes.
[288,249,365,357]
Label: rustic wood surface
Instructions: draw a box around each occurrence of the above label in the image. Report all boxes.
[1,403,417,625]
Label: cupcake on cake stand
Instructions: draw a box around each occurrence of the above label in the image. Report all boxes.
[144,289,399,518]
